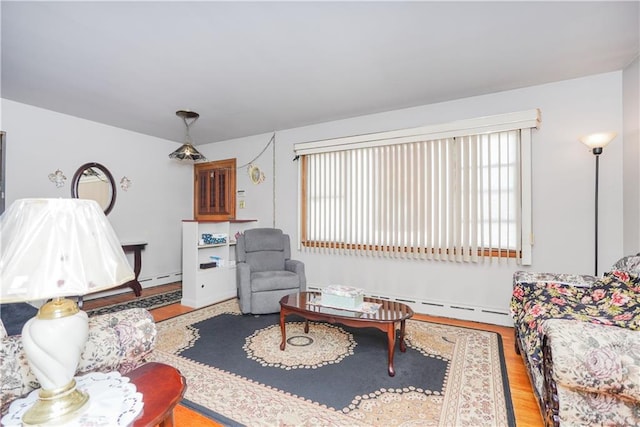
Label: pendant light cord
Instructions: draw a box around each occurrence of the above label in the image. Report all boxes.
[236,132,277,228]
[238,133,276,169]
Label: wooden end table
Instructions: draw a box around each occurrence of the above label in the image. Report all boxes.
[279,292,414,376]
[126,362,186,427]
[121,242,148,296]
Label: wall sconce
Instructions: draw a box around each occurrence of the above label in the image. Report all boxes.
[248,164,265,184]
[579,131,617,276]
[48,169,67,188]
[120,176,132,191]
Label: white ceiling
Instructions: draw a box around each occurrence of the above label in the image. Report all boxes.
[2,1,639,145]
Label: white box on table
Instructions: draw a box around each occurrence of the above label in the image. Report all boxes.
[321,285,364,309]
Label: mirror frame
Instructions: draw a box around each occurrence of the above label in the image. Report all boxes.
[71,162,117,215]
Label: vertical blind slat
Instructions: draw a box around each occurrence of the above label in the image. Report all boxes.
[470,135,479,263]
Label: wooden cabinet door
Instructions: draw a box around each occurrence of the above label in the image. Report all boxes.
[194,158,236,220]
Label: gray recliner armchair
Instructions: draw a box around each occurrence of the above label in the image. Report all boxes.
[235,228,306,314]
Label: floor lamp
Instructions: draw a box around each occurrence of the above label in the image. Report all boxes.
[579,131,617,276]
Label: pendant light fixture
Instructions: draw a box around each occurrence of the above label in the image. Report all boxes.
[169,110,207,162]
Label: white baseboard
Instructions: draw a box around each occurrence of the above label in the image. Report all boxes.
[84,276,513,327]
[84,271,182,301]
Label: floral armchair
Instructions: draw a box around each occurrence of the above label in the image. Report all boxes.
[510,256,640,426]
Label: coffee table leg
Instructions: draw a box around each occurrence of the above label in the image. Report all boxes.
[399,320,407,352]
[304,319,309,333]
[387,324,396,377]
[279,310,287,350]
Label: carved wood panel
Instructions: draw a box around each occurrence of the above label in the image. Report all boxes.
[194,158,236,220]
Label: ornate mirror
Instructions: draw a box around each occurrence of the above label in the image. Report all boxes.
[71,162,116,215]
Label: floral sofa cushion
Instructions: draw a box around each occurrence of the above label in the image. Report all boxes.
[511,270,640,372]
[0,307,156,414]
[555,385,640,426]
[543,319,640,400]
[543,319,640,426]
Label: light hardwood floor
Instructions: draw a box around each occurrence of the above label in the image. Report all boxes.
[86,284,543,427]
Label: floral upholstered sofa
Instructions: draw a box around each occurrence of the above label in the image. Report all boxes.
[511,256,640,426]
[0,307,157,415]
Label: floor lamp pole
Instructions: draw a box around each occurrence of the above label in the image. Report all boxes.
[593,147,603,277]
[580,131,616,278]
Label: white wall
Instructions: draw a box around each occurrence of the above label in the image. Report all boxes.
[1,99,193,288]
[2,70,629,324]
[202,72,625,325]
[199,132,276,229]
[623,56,640,254]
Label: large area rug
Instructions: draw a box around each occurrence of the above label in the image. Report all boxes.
[150,299,515,426]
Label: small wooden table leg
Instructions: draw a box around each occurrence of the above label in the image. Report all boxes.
[121,243,146,297]
[304,319,309,333]
[280,309,287,350]
[387,324,396,377]
[399,320,407,352]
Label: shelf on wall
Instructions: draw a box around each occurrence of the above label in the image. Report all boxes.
[197,243,227,249]
[182,219,257,223]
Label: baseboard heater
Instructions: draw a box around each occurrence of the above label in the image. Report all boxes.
[307,284,511,326]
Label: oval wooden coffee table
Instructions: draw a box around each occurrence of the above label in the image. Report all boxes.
[126,362,186,427]
[279,291,414,376]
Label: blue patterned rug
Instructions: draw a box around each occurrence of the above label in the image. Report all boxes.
[151,299,515,426]
[85,289,182,317]
[0,290,182,336]
[0,303,38,336]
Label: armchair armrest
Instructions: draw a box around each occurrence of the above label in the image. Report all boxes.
[236,262,252,314]
[513,271,597,288]
[285,259,306,290]
[80,307,157,374]
[511,271,597,319]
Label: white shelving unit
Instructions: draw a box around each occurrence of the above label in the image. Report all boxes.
[181,220,256,308]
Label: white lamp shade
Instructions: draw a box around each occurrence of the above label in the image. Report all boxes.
[0,198,134,302]
[579,131,617,149]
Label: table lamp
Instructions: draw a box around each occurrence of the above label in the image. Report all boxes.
[0,198,134,425]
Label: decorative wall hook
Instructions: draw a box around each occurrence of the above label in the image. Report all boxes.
[48,169,67,188]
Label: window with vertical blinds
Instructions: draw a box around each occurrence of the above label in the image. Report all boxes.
[294,110,540,264]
